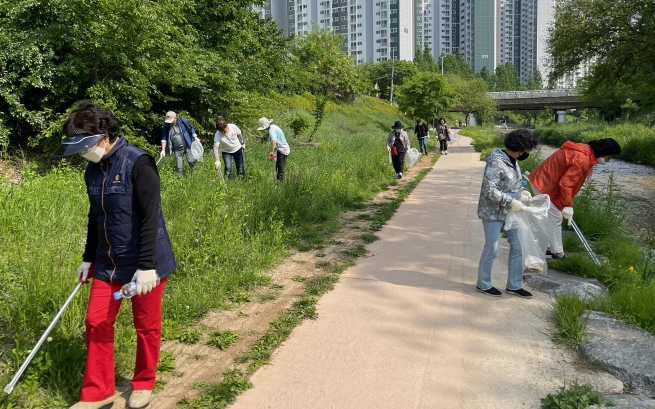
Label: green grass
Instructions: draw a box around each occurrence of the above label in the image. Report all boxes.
[177,328,203,345]
[206,331,240,351]
[462,125,655,341]
[552,295,588,348]
[534,122,655,167]
[0,95,414,406]
[541,381,612,409]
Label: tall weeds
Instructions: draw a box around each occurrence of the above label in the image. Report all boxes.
[0,96,407,407]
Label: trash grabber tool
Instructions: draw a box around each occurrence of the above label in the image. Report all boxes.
[523,171,602,267]
[570,219,602,267]
[4,282,83,394]
[156,156,163,167]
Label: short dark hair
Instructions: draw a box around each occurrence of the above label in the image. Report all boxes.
[504,129,539,152]
[438,117,446,123]
[216,116,228,131]
[588,138,621,158]
[62,101,120,142]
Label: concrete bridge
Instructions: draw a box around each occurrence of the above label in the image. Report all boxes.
[487,89,581,111]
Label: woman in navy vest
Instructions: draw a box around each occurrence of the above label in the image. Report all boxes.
[52,101,176,409]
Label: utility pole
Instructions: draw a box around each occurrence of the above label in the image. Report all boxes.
[441,53,444,75]
[389,48,395,104]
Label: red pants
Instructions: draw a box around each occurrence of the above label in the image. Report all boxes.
[80,278,167,402]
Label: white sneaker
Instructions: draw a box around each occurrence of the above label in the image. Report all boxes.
[445,150,448,154]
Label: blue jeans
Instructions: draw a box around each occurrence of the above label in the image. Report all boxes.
[418,137,428,153]
[477,220,523,291]
[221,149,245,180]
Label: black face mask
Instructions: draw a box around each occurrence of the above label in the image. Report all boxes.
[517,152,530,161]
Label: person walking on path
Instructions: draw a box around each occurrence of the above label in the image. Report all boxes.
[160,111,200,175]
[527,138,621,259]
[51,101,177,409]
[436,117,450,155]
[213,117,245,180]
[258,117,290,182]
[414,119,429,154]
[386,121,410,179]
[476,129,538,298]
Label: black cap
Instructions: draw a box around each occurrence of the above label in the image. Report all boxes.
[51,132,105,158]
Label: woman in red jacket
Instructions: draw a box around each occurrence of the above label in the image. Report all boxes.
[527,138,621,259]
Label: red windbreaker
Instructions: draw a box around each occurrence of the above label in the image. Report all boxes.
[528,141,597,210]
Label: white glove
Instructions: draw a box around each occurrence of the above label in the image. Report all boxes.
[520,190,532,205]
[510,199,527,213]
[561,207,574,224]
[214,160,221,170]
[193,136,200,143]
[132,269,158,295]
[160,150,165,158]
[77,261,93,283]
[387,146,391,153]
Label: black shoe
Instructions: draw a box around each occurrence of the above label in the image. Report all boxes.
[505,288,533,298]
[551,253,569,260]
[476,286,502,297]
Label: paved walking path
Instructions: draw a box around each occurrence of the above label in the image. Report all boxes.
[230,136,620,409]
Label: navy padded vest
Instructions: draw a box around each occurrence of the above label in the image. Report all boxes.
[85,137,177,284]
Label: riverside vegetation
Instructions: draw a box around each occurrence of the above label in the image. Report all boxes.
[0,96,411,408]
[460,125,655,341]
[462,124,655,407]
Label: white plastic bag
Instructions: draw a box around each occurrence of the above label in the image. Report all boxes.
[504,194,551,272]
[404,148,421,168]
[190,141,204,162]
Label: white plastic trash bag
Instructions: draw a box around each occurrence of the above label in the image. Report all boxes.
[190,140,204,162]
[404,148,421,168]
[504,194,551,272]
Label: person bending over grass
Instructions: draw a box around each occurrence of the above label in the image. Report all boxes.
[527,138,621,259]
[52,101,177,409]
[213,117,246,180]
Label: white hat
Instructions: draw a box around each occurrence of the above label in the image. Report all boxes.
[257,117,273,130]
[165,111,177,124]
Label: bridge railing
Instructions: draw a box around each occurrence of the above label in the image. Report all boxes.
[487,89,578,99]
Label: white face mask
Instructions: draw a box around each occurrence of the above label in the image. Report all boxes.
[597,157,607,165]
[80,144,105,163]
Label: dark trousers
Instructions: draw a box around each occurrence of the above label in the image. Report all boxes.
[439,139,448,151]
[276,151,288,181]
[173,145,195,174]
[391,151,405,174]
[222,149,245,180]
[418,137,428,153]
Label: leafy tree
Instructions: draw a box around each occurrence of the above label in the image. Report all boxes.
[289,27,367,102]
[443,52,474,79]
[449,77,497,124]
[493,63,522,91]
[547,0,655,106]
[362,59,418,101]
[524,71,544,90]
[396,72,457,121]
[578,77,634,122]
[414,43,436,72]
[477,66,494,90]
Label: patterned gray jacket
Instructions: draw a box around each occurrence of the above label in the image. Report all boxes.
[477,149,523,221]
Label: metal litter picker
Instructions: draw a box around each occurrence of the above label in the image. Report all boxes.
[522,171,602,267]
[4,283,83,394]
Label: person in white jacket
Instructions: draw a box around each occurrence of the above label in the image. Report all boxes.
[213,117,245,179]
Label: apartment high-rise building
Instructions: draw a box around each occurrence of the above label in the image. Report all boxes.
[256,0,556,84]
